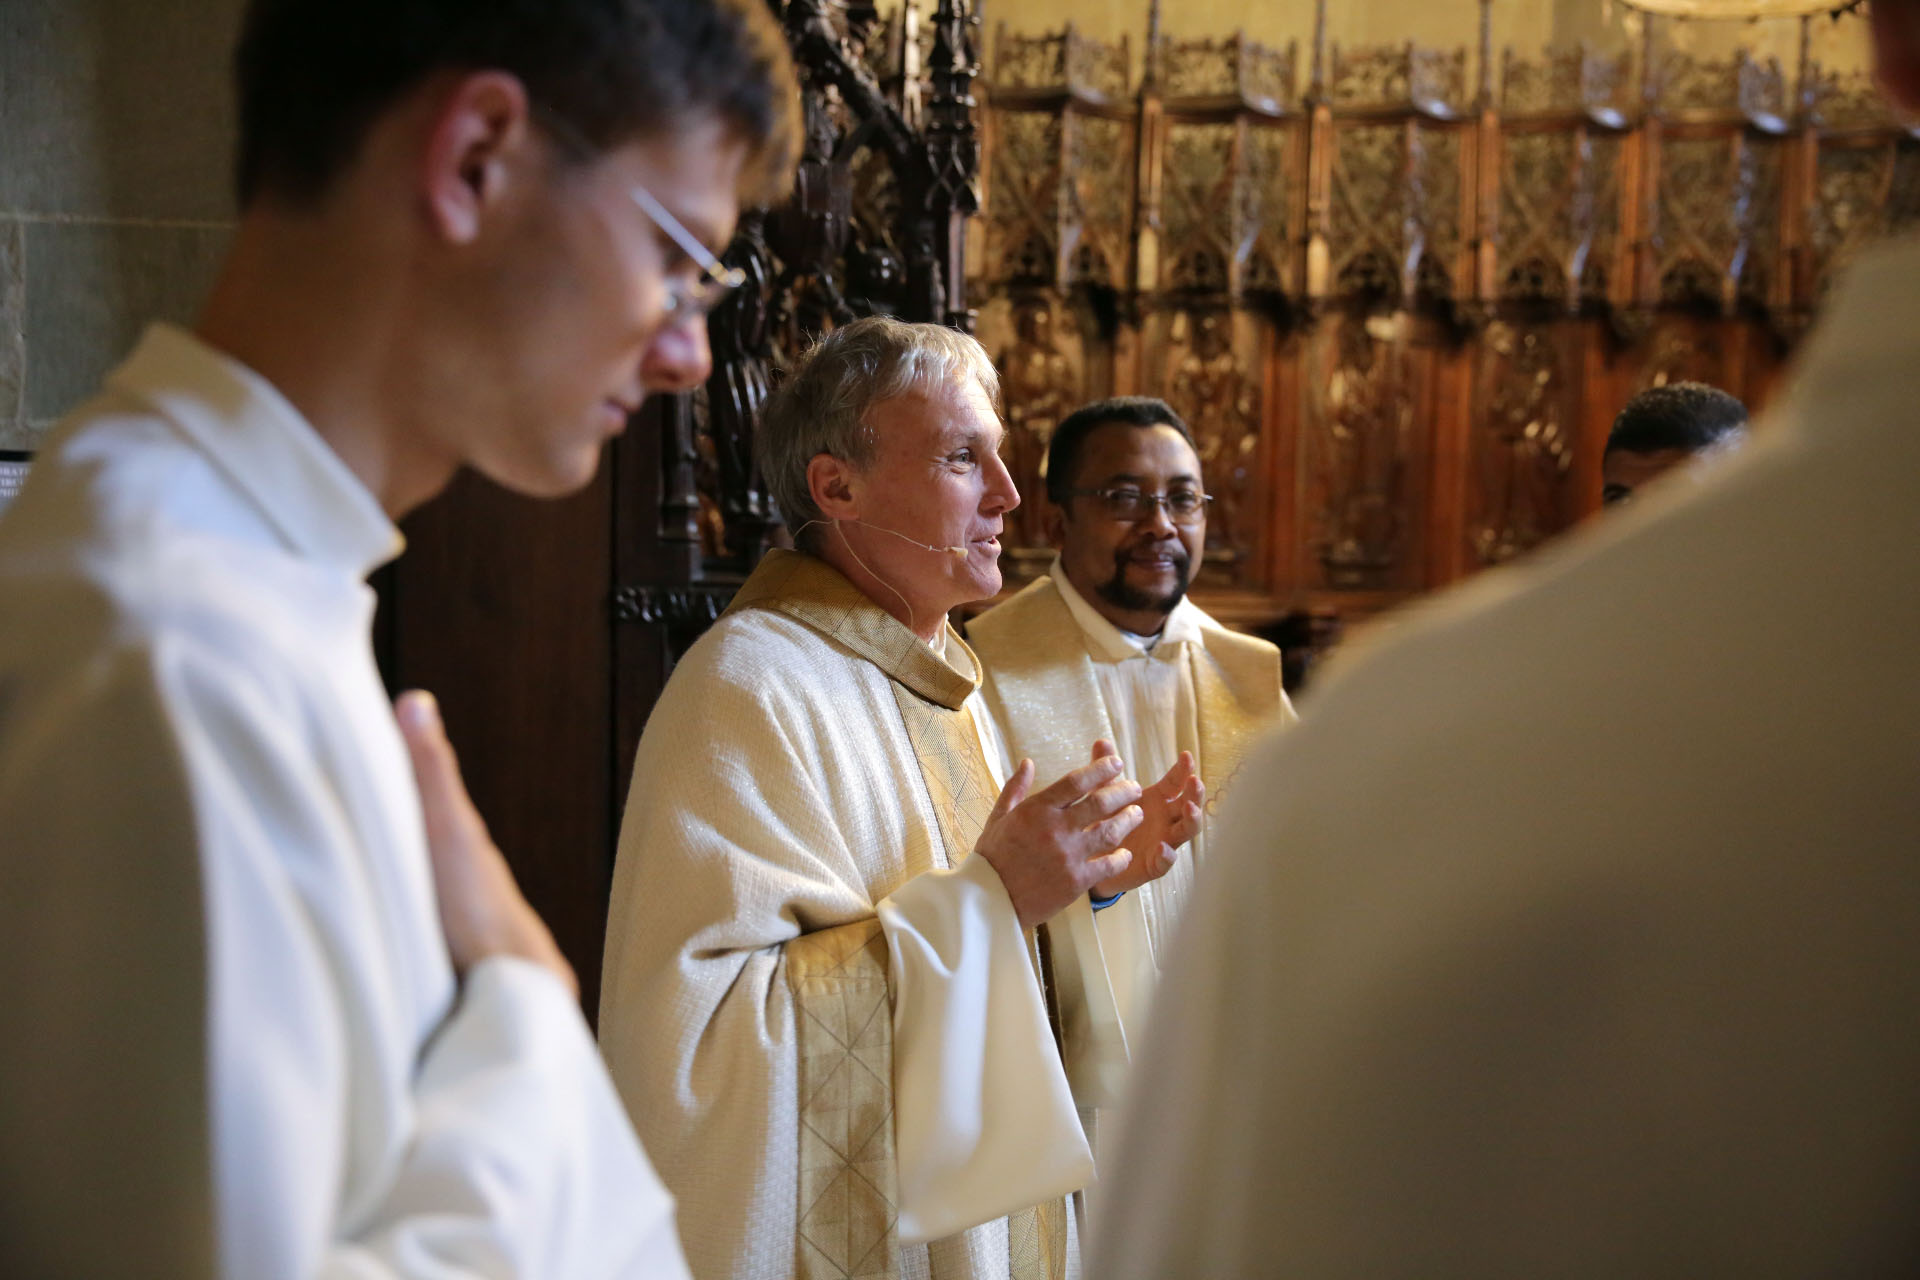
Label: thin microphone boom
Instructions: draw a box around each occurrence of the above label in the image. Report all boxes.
[787,517,973,636]
[791,518,969,558]
[853,520,970,559]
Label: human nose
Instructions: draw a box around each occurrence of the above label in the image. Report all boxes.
[983,447,1020,514]
[639,311,712,395]
[1136,496,1177,535]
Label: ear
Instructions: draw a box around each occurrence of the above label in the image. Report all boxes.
[1043,499,1067,549]
[807,454,863,523]
[421,71,534,245]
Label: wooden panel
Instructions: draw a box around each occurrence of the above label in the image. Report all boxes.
[1458,318,1582,574]
[967,15,1916,635]
[387,463,615,1010]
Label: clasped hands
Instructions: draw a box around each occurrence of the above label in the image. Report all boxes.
[975,739,1205,932]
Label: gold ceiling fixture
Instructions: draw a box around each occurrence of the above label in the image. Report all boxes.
[1619,0,1863,15]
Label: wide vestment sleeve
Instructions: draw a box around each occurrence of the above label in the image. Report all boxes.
[0,626,684,1279]
[600,614,1090,1280]
[878,859,1092,1246]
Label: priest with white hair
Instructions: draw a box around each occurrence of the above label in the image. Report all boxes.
[599,316,1197,1280]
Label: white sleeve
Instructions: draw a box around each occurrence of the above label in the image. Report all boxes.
[0,637,686,1280]
[877,853,1095,1245]
[165,646,689,1280]
[0,650,222,1277]
[312,961,687,1279]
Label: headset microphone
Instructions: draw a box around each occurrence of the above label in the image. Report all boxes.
[787,518,967,556]
[814,521,975,556]
[788,517,979,636]
[797,518,970,558]
[856,521,971,558]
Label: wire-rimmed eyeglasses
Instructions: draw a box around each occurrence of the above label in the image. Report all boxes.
[529,105,744,325]
[1064,486,1214,525]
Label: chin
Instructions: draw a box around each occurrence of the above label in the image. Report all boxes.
[965,562,1003,602]
[491,442,606,499]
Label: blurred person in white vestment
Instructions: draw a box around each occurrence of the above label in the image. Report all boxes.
[969,397,1294,1157]
[599,316,1201,1280]
[0,1,799,1276]
[1093,2,1920,1275]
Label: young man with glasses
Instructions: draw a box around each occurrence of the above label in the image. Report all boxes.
[968,396,1295,1158]
[0,1,797,1276]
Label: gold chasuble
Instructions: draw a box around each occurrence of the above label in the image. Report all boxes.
[602,550,1088,1280]
[969,573,1280,819]
[969,569,1292,1111]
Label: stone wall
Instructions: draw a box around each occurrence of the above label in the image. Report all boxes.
[0,0,244,451]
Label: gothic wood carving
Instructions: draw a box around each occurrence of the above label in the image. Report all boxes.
[1164,310,1260,568]
[992,23,1130,102]
[619,0,986,614]
[1160,122,1241,295]
[997,297,1077,552]
[1161,34,1298,113]
[1501,45,1633,122]
[1310,313,1412,589]
[963,8,1913,623]
[1066,114,1135,290]
[1330,43,1470,117]
[984,111,1065,285]
[1470,321,1574,566]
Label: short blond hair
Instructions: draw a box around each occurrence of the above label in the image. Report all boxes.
[757,316,1000,547]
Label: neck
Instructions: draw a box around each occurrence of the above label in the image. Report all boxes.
[1106,609,1169,640]
[195,207,459,520]
[813,533,947,643]
[1061,561,1173,638]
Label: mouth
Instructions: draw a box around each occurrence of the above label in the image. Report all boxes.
[1124,548,1185,571]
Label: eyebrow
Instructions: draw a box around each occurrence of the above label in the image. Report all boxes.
[651,197,733,260]
[946,423,1006,452]
[1096,471,1201,487]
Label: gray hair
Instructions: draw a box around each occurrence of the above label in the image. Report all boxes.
[757,315,1001,548]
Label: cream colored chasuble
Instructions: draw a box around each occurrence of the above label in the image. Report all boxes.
[969,561,1292,1102]
[601,550,1089,1280]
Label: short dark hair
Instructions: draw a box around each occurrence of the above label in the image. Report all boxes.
[1045,397,1198,505]
[1606,382,1749,457]
[235,0,800,208]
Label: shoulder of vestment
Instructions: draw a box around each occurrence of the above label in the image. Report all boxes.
[964,573,1074,665]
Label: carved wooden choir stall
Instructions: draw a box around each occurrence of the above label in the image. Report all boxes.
[975,0,1915,630]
